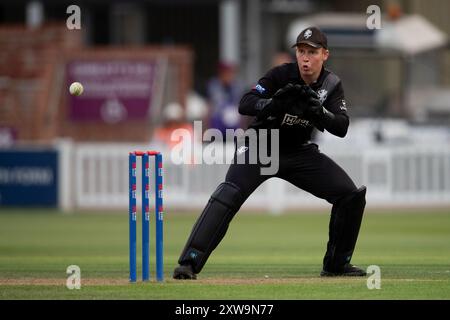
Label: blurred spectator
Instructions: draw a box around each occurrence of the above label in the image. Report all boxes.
[186,91,209,122]
[206,61,245,135]
[153,102,193,149]
[0,128,16,148]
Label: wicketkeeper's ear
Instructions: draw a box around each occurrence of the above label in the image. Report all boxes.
[323,49,330,61]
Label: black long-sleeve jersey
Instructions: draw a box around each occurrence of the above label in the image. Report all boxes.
[239,62,349,150]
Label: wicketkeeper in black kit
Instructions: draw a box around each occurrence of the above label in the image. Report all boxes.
[174,27,367,279]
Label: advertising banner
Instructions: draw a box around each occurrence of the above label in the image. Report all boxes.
[0,150,58,206]
[66,60,158,123]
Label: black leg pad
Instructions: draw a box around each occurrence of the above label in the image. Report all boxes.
[178,182,245,273]
[323,186,367,272]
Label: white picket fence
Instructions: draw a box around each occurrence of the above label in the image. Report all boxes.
[56,140,450,213]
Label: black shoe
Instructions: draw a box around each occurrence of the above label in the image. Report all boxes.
[173,264,197,280]
[320,264,367,277]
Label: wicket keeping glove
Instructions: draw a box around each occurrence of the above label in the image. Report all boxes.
[255,83,304,120]
[304,91,335,132]
[284,85,312,118]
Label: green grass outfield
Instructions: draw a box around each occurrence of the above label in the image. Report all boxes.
[0,208,449,300]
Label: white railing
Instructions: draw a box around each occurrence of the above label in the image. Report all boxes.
[57,140,450,213]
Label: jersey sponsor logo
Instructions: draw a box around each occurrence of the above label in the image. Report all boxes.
[236,146,249,155]
[281,113,310,127]
[340,99,347,111]
[317,89,328,103]
[254,84,266,94]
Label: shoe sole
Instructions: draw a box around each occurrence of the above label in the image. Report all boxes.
[173,274,197,280]
[320,271,367,277]
[173,269,197,280]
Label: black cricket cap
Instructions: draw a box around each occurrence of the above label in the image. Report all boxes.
[291,27,328,49]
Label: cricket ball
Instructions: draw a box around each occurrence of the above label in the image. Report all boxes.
[69,82,84,96]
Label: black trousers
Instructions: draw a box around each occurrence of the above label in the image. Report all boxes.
[226,142,357,206]
[176,141,362,274]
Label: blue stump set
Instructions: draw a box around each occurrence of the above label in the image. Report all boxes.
[129,151,164,282]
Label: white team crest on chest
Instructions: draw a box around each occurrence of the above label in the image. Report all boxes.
[317,89,328,103]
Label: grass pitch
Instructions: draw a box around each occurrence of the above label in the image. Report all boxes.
[0,208,449,299]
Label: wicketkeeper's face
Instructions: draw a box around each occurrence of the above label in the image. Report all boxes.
[296,44,329,79]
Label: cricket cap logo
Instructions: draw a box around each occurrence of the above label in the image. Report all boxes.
[292,27,328,49]
[304,29,312,39]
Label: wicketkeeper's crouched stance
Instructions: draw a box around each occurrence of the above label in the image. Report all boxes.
[174,27,367,279]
